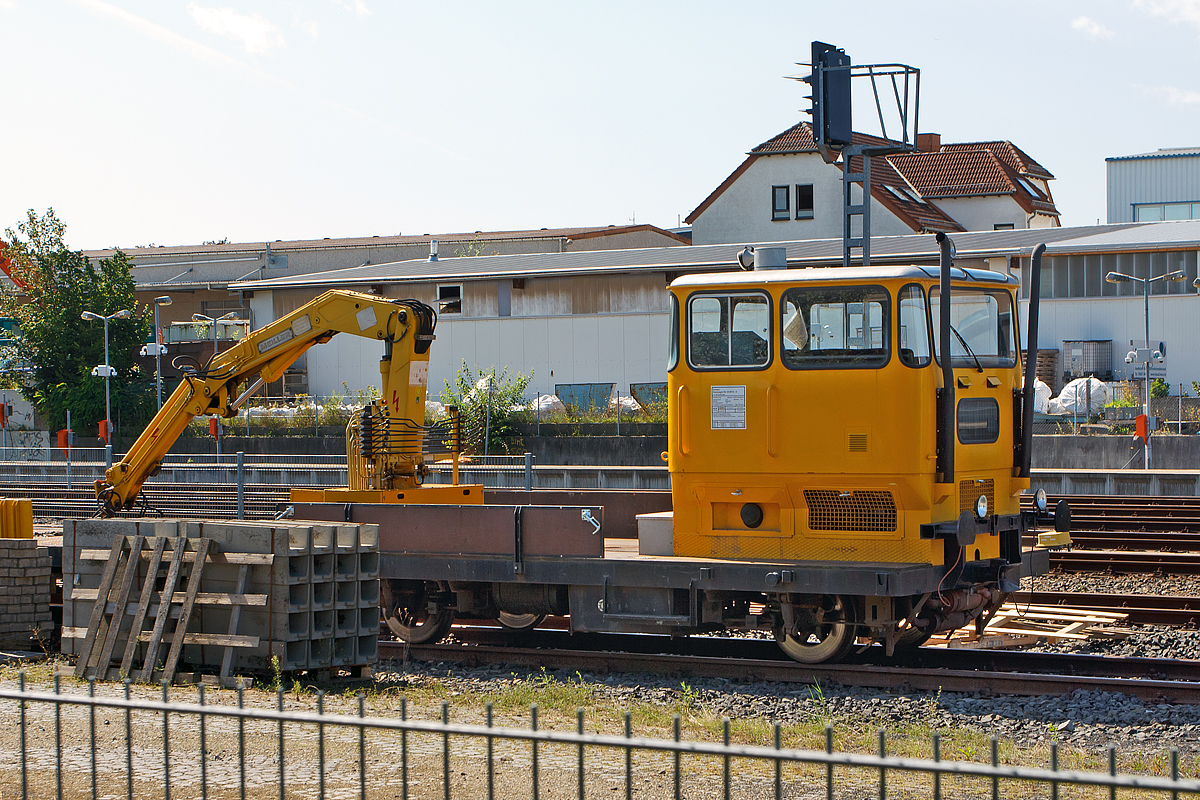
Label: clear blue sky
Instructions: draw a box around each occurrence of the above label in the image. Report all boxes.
[2,0,1197,250]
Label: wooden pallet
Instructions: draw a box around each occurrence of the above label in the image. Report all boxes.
[927,601,1129,650]
[68,535,264,685]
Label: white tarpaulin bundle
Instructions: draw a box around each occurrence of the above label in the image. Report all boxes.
[1054,377,1110,415]
[609,394,641,413]
[1032,379,1053,414]
[530,394,565,415]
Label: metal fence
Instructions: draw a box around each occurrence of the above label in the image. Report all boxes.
[0,451,539,493]
[1,677,1197,800]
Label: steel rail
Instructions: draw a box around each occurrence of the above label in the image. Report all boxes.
[383,629,1200,703]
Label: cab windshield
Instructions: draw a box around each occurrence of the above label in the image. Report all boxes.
[929,287,1017,368]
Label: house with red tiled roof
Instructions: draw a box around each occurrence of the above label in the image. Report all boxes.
[685,122,1059,245]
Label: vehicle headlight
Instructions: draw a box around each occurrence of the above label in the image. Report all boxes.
[974,494,989,521]
[1035,489,1048,514]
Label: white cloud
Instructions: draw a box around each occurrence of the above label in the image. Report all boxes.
[187,4,284,54]
[0,1,17,10]
[1071,16,1115,39]
[298,18,319,41]
[1149,85,1200,104]
[330,0,370,16]
[1134,0,1200,31]
[68,0,474,164]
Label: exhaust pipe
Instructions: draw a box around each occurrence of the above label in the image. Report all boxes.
[935,232,955,485]
[1019,244,1046,479]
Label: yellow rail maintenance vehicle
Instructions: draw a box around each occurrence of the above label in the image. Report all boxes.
[663,235,1068,661]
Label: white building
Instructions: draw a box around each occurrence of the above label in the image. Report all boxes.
[686,123,1059,245]
[87,225,689,395]
[1107,147,1200,223]
[229,223,1200,402]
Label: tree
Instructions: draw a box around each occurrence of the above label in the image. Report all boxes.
[0,209,153,433]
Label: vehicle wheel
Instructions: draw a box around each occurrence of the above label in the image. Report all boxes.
[497,612,546,632]
[776,594,859,664]
[383,580,455,644]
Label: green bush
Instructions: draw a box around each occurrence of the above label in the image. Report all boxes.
[440,362,531,454]
[1151,378,1170,399]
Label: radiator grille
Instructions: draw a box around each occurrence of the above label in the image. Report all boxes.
[959,478,995,514]
[804,490,897,532]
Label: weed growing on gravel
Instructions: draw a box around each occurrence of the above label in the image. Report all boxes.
[483,667,594,712]
[807,680,834,725]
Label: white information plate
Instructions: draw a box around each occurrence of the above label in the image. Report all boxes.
[711,385,747,430]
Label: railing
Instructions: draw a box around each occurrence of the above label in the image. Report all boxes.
[1,676,1197,800]
[0,451,541,492]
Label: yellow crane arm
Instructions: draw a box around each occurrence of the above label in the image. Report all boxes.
[96,289,437,516]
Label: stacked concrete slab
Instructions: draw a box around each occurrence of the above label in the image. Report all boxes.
[0,538,54,649]
[63,518,379,677]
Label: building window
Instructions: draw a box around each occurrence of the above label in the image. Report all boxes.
[497,281,511,317]
[771,186,790,221]
[993,223,1015,230]
[795,184,814,220]
[437,284,462,315]
[1025,251,1199,299]
[1135,202,1200,222]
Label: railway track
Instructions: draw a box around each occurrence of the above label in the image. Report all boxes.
[1013,591,1200,625]
[10,483,292,520]
[1024,494,1200,534]
[383,628,1200,703]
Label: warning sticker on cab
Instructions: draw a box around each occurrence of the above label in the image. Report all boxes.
[711,385,746,429]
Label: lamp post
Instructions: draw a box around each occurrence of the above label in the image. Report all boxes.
[82,308,131,467]
[192,311,239,357]
[1104,269,1187,469]
[192,312,239,458]
[140,296,172,410]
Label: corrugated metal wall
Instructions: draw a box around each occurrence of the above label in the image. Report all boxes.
[1107,154,1200,223]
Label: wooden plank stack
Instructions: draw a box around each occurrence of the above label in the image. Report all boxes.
[62,518,380,683]
[0,537,54,649]
[928,601,1129,650]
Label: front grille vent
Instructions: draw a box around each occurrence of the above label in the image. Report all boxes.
[805,490,897,532]
[959,478,995,514]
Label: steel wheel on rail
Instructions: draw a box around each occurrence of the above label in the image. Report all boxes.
[382,580,455,644]
[776,594,859,664]
[496,612,546,632]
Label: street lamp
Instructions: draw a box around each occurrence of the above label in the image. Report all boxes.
[140,296,172,410]
[192,311,239,357]
[82,308,131,465]
[1104,269,1187,468]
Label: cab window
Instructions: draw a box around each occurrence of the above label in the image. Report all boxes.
[930,288,1017,368]
[667,293,680,371]
[687,293,771,369]
[898,284,932,367]
[780,285,890,369]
